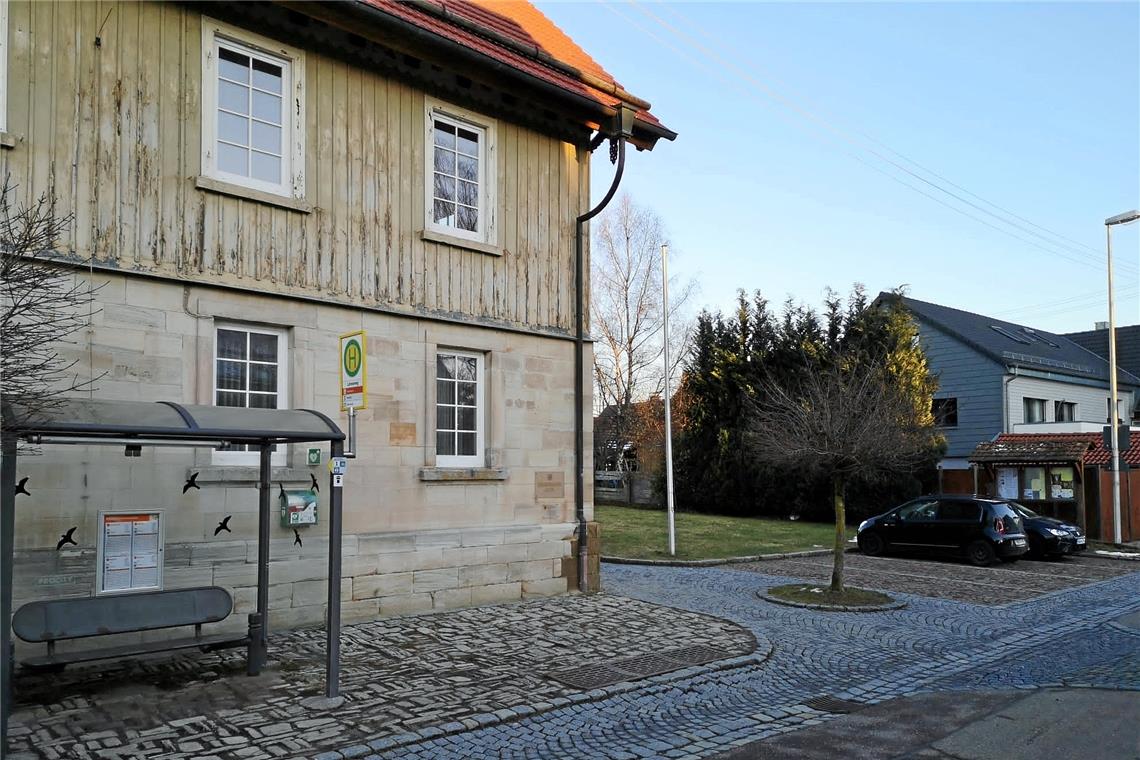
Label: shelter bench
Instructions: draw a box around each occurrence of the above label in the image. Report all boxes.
[11,586,247,671]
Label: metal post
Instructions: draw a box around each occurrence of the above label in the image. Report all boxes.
[250,443,271,674]
[345,407,357,459]
[1,435,17,747]
[661,244,676,556]
[574,135,627,593]
[1106,224,1122,544]
[326,439,344,698]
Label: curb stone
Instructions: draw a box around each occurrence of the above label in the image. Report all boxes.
[756,588,907,612]
[602,547,856,567]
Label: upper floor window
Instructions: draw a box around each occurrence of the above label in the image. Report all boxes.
[1055,401,1076,422]
[1023,397,1046,424]
[213,324,288,465]
[201,19,305,198]
[425,101,496,245]
[435,350,484,468]
[932,397,958,427]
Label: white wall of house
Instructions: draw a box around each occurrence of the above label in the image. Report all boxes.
[1005,374,1133,430]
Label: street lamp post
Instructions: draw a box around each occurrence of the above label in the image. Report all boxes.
[1104,209,1139,545]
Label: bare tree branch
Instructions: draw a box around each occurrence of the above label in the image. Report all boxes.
[591,194,696,471]
[1,176,102,427]
[745,358,939,591]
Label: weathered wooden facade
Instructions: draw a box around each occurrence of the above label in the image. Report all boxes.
[2,0,673,644]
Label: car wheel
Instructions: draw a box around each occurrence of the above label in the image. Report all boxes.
[966,540,996,567]
[859,532,886,556]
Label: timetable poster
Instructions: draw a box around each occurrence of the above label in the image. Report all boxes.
[102,513,160,592]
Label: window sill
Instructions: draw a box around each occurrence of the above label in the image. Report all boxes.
[0,132,16,149]
[418,466,509,483]
[195,176,312,214]
[420,229,502,257]
[190,466,316,485]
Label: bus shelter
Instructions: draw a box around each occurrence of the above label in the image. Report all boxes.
[0,398,347,745]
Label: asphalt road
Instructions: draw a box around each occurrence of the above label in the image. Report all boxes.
[711,688,1140,760]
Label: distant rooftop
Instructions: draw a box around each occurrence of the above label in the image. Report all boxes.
[879,293,1140,387]
[1064,324,1140,383]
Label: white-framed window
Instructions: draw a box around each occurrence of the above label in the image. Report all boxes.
[201,18,305,198]
[213,324,288,465]
[435,349,484,467]
[425,100,497,244]
[97,511,164,595]
[0,0,8,134]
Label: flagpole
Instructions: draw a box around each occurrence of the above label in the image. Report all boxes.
[662,244,677,556]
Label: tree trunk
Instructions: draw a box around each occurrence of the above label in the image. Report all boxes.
[830,474,845,592]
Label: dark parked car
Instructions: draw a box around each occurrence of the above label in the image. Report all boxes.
[857,495,1028,567]
[1007,502,1086,559]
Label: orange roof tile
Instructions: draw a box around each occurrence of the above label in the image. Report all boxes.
[356,0,671,138]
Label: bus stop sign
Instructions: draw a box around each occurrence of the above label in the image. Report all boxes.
[339,331,367,410]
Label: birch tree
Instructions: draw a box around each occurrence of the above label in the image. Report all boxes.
[591,194,694,472]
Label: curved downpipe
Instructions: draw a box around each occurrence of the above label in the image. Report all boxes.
[574,137,627,593]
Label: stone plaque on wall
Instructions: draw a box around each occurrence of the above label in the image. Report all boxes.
[535,471,565,499]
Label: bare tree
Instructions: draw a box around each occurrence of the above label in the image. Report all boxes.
[746,361,937,591]
[1,179,99,421]
[591,194,694,474]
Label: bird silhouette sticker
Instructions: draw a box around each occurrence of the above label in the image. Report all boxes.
[15,477,30,496]
[293,528,303,548]
[214,516,232,536]
[56,527,78,550]
[183,472,200,494]
[279,483,286,499]
[309,473,320,493]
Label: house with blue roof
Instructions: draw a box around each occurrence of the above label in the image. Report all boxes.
[878,294,1140,484]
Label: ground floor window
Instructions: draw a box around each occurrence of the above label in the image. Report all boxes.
[213,324,288,465]
[435,349,484,467]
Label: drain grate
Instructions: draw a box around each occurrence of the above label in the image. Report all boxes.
[803,695,864,714]
[550,662,625,690]
[618,653,685,678]
[549,644,734,690]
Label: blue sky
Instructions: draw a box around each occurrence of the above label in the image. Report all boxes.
[538,1,1140,333]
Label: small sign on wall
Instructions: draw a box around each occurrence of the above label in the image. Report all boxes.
[97,512,164,594]
[535,471,565,499]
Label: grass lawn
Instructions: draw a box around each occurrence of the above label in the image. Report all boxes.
[766,583,893,607]
[597,504,854,561]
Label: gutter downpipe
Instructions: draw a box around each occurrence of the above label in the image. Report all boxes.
[575,133,627,593]
[1002,367,1018,432]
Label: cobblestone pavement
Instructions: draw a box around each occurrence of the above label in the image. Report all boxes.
[364,558,1140,760]
[734,553,1136,605]
[6,595,755,759]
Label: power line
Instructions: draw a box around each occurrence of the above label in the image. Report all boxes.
[620,0,1138,276]
[654,3,1123,266]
